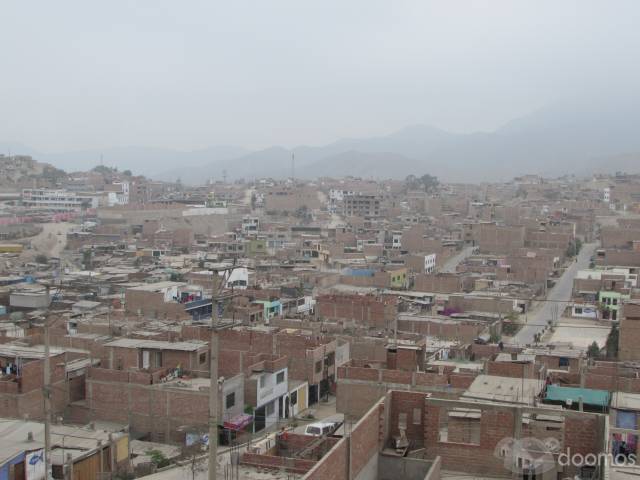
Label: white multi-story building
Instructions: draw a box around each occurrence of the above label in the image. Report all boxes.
[21,189,100,211]
[391,231,402,249]
[106,182,130,206]
[328,188,354,214]
[251,365,288,432]
[424,253,437,273]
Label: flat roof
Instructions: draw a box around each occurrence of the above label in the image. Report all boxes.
[127,281,185,292]
[0,419,125,466]
[463,375,545,405]
[0,344,65,359]
[611,392,640,411]
[104,338,207,351]
[494,353,536,363]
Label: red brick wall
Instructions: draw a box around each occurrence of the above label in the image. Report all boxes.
[414,274,464,294]
[303,438,349,480]
[316,294,397,329]
[486,361,536,379]
[620,302,640,361]
[240,453,316,474]
[87,377,210,442]
[389,391,425,448]
[350,401,383,478]
[397,319,482,343]
[424,402,514,475]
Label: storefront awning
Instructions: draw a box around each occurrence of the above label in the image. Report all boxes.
[223,413,253,431]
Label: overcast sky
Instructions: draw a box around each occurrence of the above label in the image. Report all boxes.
[1,1,639,152]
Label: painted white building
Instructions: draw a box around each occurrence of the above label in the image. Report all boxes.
[242,217,260,234]
[392,232,402,249]
[107,182,130,206]
[22,188,100,211]
[296,296,316,315]
[252,366,288,431]
[222,267,249,289]
[424,253,437,273]
[571,304,598,319]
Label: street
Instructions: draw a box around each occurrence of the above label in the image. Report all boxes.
[440,246,476,273]
[509,242,597,346]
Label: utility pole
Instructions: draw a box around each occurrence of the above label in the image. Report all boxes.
[208,265,241,480]
[44,313,52,480]
[208,319,218,480]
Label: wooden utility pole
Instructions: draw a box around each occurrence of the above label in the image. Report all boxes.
[207,262,248,480]
[44,313,52,479]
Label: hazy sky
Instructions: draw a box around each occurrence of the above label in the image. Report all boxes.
[1,1,639,152]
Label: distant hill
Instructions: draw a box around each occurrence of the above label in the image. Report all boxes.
[154,99,640,183]
[4,98,640,184]
[0,145,250,181]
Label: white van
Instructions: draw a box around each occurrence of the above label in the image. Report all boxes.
[304,422,337,437]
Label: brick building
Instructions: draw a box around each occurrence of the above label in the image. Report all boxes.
[316,294,398,330]
[619,301,640,361]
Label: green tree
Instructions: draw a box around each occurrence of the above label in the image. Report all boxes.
[92,165,116,174]
[420,174,439,193]
[587,341,600,358]
[147,449,171,468]
[605,324,619,359]
[294,205,312,223]
[565,238,583,258]
[404,174,439,193]
[82,250,92,270]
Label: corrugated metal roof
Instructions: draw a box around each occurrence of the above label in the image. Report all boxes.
[545,385,610,407]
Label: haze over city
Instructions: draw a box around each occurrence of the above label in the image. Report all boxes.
[1,2,640,480]
[2,1,640,181]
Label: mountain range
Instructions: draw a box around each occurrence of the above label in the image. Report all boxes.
[2,99,640,184]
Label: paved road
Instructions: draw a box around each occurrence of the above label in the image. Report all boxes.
[440,246,476,273]
[510,242,597,346]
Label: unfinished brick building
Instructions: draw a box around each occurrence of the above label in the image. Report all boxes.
[316,294,398,330]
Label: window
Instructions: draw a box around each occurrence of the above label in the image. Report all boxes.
[266,401,275,416]
[226,392,235,409]
[315,361,322,374]
[276,371,285,384]
[398,413,408,430]
[326,352,335,366]
[260,375,267,388]
[413,408,422,425]
[291,391,298,405]
[199,352,207,364]
[438,407,481,445]
[559,357,570,367]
